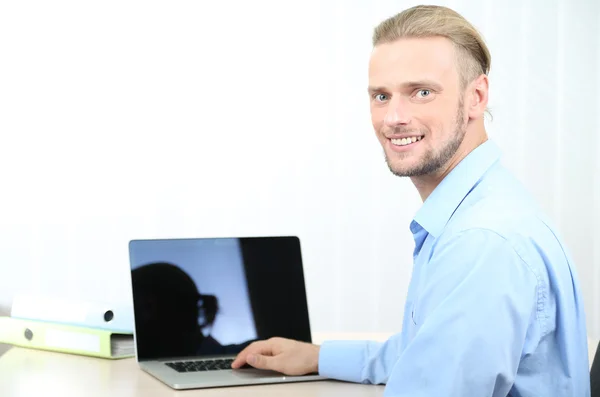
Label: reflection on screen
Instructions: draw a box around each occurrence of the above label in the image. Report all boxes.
[129,236,312,361]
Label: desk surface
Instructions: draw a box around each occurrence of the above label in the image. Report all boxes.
[0,333,392,397]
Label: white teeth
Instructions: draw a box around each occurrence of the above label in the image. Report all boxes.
[391,136,423,146]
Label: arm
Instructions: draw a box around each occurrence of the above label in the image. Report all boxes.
[232,228,539,395]
[231,333,405,381]
[318,332,405,384]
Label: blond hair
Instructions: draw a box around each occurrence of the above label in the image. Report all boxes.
[373,5,491,89]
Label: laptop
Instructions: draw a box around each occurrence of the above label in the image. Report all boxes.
[127,236,326,389]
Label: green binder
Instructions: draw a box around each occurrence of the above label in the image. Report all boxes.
[0,316,134,359]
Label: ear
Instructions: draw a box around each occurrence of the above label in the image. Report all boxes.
[467,74,489,120]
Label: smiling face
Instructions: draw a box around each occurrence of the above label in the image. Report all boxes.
[368,36,469,177]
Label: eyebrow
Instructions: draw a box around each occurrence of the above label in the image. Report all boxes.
[368,80,444,93]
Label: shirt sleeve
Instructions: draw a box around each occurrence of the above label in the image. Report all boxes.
[320,228,541,396]
[318,332,404,384]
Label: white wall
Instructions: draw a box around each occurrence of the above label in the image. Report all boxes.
[1,0,599,337]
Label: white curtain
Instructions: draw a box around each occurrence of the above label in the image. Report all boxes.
[0,0,599,338]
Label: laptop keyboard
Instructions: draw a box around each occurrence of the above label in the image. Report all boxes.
[165,358,235,372]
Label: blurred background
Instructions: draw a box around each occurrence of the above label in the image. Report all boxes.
[0,0,599,338]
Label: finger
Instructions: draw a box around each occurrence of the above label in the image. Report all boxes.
[231,341,273,368]
[231,341,265,368]
[247,353,279,372]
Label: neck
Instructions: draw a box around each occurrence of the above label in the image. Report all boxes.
[411,124,488,202]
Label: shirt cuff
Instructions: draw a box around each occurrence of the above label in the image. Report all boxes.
[318,340,367,383]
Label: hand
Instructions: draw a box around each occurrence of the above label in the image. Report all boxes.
[231,337,320,376]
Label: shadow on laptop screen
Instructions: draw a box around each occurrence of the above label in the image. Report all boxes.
[129,236,312,362]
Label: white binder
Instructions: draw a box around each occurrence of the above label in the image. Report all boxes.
[10,294,134,333]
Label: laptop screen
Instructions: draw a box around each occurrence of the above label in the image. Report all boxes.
[128,236,312,361]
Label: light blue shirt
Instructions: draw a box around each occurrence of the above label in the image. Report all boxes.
[318,140,590,396]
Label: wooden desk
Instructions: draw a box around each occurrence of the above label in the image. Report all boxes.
[0,333,393,397]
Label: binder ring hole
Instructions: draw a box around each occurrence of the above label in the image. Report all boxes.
[104,310,114,322]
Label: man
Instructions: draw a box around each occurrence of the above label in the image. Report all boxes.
[231,5,591,396]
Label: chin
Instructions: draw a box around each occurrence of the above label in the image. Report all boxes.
[387,161,420,178]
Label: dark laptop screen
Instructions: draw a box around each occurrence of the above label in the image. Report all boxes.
[128,236,312,361]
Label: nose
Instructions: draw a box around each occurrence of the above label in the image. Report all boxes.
[383,97,411,127]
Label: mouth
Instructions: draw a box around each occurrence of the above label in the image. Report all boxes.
[387,135,423,152]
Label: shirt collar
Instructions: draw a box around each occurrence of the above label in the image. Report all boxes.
[411,139,502,238]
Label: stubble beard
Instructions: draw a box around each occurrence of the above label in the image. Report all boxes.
[384,99,467,178]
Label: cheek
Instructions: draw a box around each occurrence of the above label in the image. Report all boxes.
[370,108,385,131]
[414,114,444,135]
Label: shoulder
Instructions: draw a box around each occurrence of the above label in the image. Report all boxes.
[429,227,538,287]
[434,174,569,335]
[442,166,563,270]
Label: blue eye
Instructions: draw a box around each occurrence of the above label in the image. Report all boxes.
[416,90,431,98]
[374,93,388,102]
